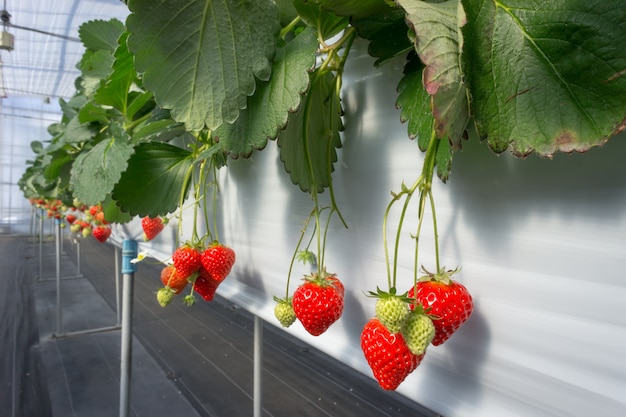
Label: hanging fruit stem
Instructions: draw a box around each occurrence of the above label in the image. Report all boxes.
[284,208,316,299]
[383,126,440,291]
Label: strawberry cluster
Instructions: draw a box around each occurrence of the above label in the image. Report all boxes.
[156,242,236,307]
[361,269,473,390]
[273,270,345,337]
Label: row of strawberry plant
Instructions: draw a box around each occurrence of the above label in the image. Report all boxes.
[18,0,626,391]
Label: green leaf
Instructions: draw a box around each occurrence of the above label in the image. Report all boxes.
[102,196,133,225]
[214,27,318,158]
[79,49,116,97]
[277,70,343,193]
[464,0,626,156]
[78,19,125,52]
[435,137,453,183]
[396,53,432,147]
[397,0,470,149]
[63,116,97,144]
[43,151,73,181]
[70,125,134,205]
[31,141,44,154]
[292,0,349,40]
[352,8,413,66]
[112,142,194,217]
[318,0,396,20]
[78,102,110,125]
[131,118,186,143]
[94,32,136,115]
[126,0,281,131]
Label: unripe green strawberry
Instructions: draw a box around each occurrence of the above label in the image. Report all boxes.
[273,297,296,328]
[156,287,175,307]
[401,310,435,355]
[82,226,92,238]
[368,287,411,334]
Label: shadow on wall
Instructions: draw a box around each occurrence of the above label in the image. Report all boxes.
[414,302,492,412]
[443,130,626,260]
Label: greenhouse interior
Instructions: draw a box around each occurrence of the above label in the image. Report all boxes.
[1,1,626,417]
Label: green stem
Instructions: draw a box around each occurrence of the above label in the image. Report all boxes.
[285,208,316,299]
[428,190,441,272]
[279,16,301,40]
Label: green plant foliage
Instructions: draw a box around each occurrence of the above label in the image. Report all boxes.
[318,0,395,20]
[214,27,318,158]
[463,0,626,157]
[70,124,134,205]
[126,0,281,131]
[78,18,125,52]
[292,0,349,40]
[278,70,343,193]
[18,0,626,223]
[398,0,470,149]
[111,142,194,217]
[351,8,413,67]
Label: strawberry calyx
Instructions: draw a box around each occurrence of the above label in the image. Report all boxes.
[418,266,460,286]
[366,286,412,303]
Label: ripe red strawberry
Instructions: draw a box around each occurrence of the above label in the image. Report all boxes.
[92,226,111,243]
[408,268,473,346]
[66,214,77,224]
[361,318,424,390]
[292,272,344,336]
[89,204,100,216]
[141,216,164,241]
[193,267,219,302]
[200,243,236,284]
[172,245,202,279]
[160,265,188,294]
[94,211,107,225]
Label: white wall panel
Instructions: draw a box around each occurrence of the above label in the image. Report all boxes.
[110,41,626,417]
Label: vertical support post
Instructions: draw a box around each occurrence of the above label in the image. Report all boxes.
[115,246,121,325]
[75,239,82,277]
[253,316,264,417]
[39,209,44,280]
[54,218,63,336]
[119,240,137,417]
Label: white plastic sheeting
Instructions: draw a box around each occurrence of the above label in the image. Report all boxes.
[108,41,626,417]
[0,97,60,233]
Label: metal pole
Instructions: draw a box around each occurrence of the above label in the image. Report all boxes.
[119,240,137,417]
[253,316,264,417]
[39,209,44,280]
[115,246,121,325]
[76,239,82,277]
[54,218,63,336]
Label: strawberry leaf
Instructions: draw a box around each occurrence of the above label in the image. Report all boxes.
[112,142,194,217]
[214,27,318,158]
[464,0,626,157]
[70,123,134,205]
[317,0,395,20]
[292,0,349,40]
[397,0,470,149]
[78,18,125,52]
[94,32,137,116]
[277,70,343,193]
[396,55,432,148]
[351,8,413,67]
[126,0,281,131]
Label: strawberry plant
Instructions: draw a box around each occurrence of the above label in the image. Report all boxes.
[15,0,626,396]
